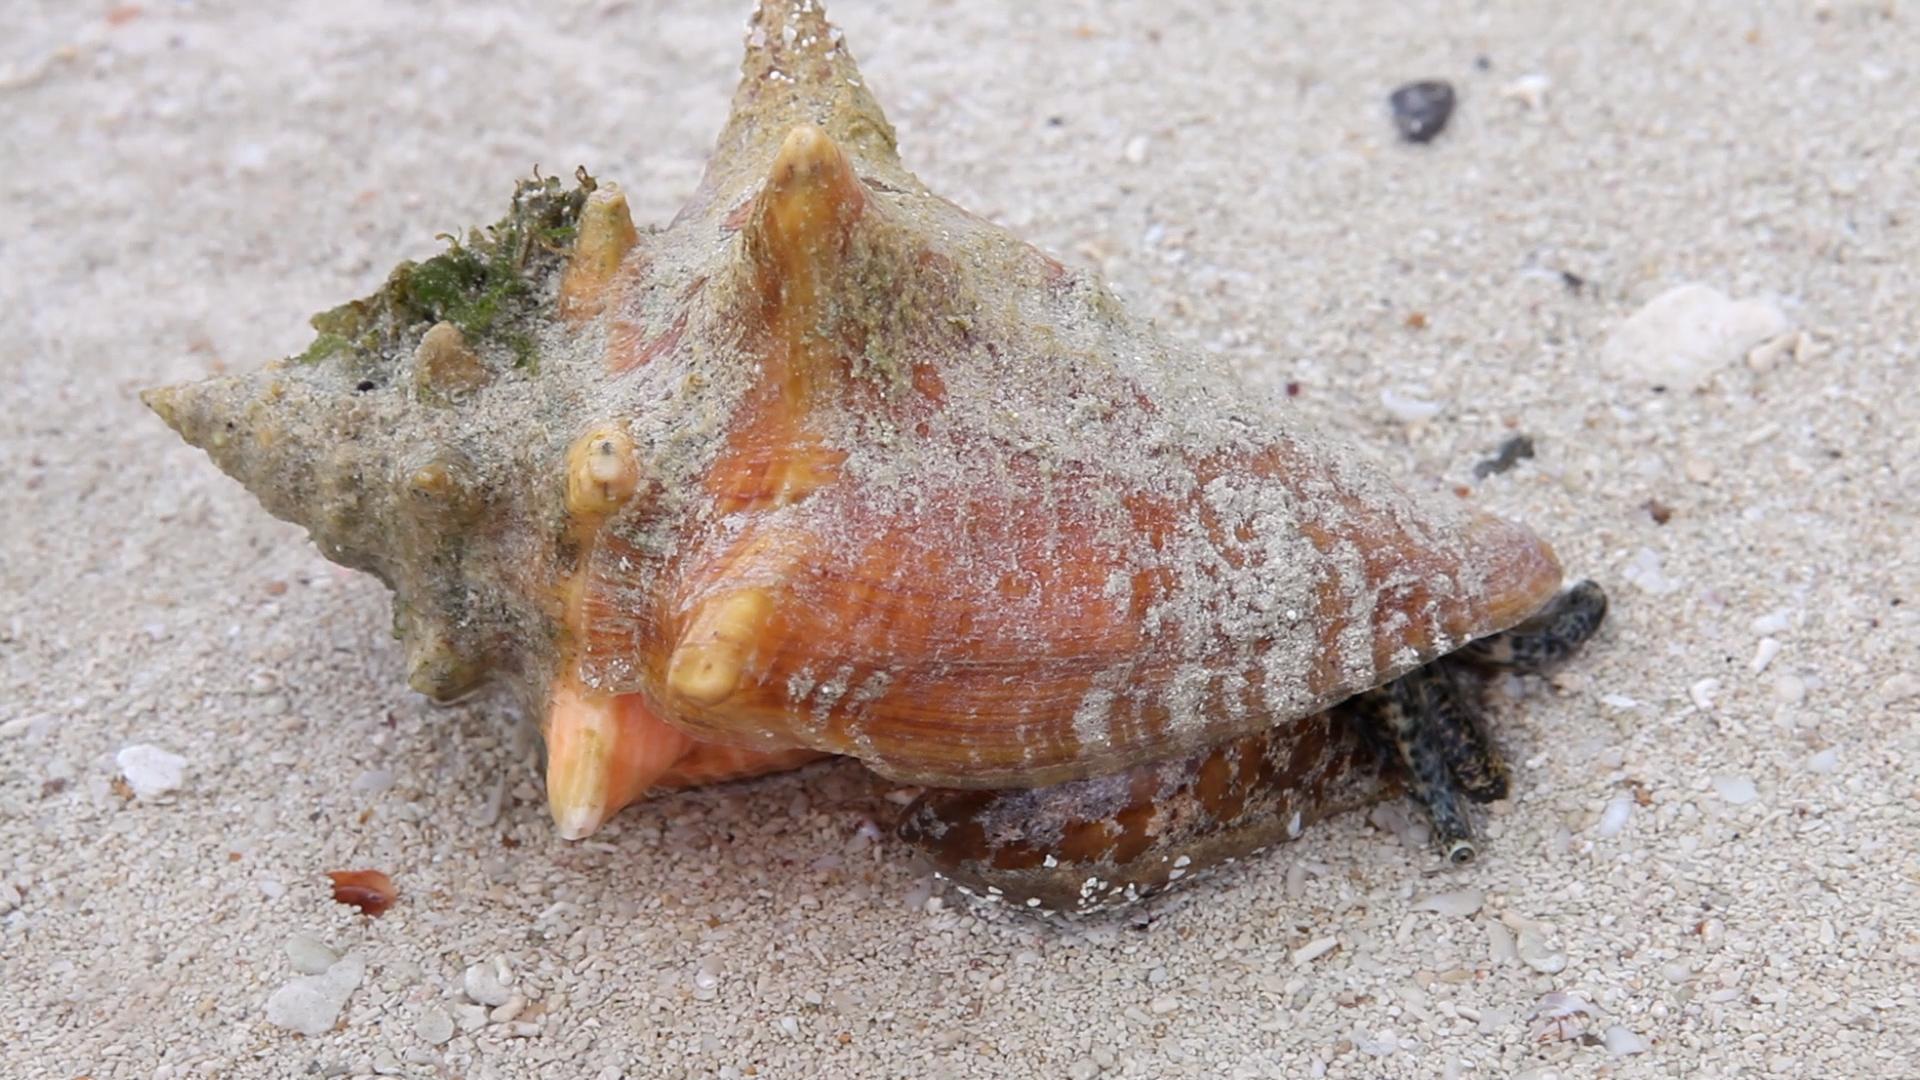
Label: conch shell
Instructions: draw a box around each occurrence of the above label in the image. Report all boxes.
[145,1,1561,851]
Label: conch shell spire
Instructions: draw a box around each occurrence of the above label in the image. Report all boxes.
[702,0,902,200]
[141,376,378,570]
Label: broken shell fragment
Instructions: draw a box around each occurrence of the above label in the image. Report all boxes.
[327,869,398,916]
[145,0,1596,907]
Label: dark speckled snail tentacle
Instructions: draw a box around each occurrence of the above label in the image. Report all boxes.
[1376,580,1607,861]
[144,0,1607,911]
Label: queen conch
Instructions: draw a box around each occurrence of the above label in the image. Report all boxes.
[145,1,1590,913]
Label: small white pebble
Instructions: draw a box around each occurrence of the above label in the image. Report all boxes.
[1499,73,1552,109]
[1689,678,1720,710]
[1149,995,1181,1015]
[1750,637,1781,673]
[264,954,364,1036]
[490,994,527,1024]
[1683,457,1716,484]
[453,1003,488,1033]
[1712,775,1758,805]
[1486,921,1517,966]
[1603,1025,1651,1056]
[1750,609,1794,635]
[1621,548,1679,595]
[1876,672,1920,706]
[284,933,340,976]
[463,962,512,1007]
[1600,693,1639,710]
[258,876,286,900]
[1662,962,1692,984]
[415,1006,455,1046]
[1285,861,1310,899]
[1700,918,1727,948]
[1356,1030,1400,1057]
[115,744,186,799]
[1746,331,1799,371]
[1771,673,1808,705]
[1068,1060,1099,1080]
[1291,937,1339,966]
[1412,889,1484,918]
[1596,795,1633,838]
[1380,387,1444,423]
[1516,930,1567,974]
[1123,134,1150,165]
[350,769,395,794]
[1806,748,1839,775]
[1601,283,1791,389]
[1548,824,1573,855]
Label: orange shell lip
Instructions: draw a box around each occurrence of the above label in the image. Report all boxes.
[543,678,825,839]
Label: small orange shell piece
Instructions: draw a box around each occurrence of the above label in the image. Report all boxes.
[327,869,397,916]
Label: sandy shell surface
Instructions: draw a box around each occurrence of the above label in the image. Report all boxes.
[2,1,1916,1077]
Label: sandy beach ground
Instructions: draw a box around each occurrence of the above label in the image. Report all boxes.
[3,1,1916,1077]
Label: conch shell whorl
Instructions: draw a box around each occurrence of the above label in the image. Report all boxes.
[145,0,1564,844]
